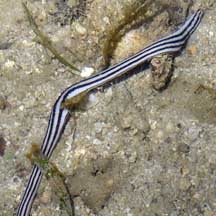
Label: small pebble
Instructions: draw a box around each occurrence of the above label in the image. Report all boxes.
[94,122,104,133]
[0,96,8,110]
[187,45,198,55]
[19,105,25,111]
[4,60,15,69]
[74,148,86,157]
[106,178,114,187]
[0,42,12,50]
[40,189,51,204]
[156,130,164,140]
[88,93,98,105]
[179,178,191,191]
[170,211,178,216]
[0,136,6,156]
[177,143,190,153]
[209,31,214,37]
[93,138,102,145]
[73,22,87,35]
[121,115,132,129]
[80,66,94,78]
[68,0,76,7]
[105,88,113,98]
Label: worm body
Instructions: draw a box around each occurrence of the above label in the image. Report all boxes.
[17,9,203,216]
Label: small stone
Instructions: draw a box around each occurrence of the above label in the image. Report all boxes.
[180,166,190,177]
[186,126,201,142]
[103,16,110,24]
[73,22,87,35]
[105,88,113,98]
[94,122,104,133]
[209,31,214,37]
[150,54,174,90]
[40,189,51,204]
[0,42,12,50]
[125,151,137,163]
[22,40,34,47]
[166,122,174,132]
[187,45,198,55]
[177,143,190,153]
[36,9,47,24]
[0,136,6,156]
[93,138,101,145]
[106,178,114,187]
[18,105,24,111]
[68,0,76,7]
[0,96,8,110]
[179,178,191,191]
[74,148,86,157]
[88,93,98,104]
[121,115,132,129]
[156,130,164,140]
[4,60,15,69]
[80,66,94,78]
[170,211,178,216]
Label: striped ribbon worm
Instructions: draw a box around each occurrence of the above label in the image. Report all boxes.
[17,9,204,216]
